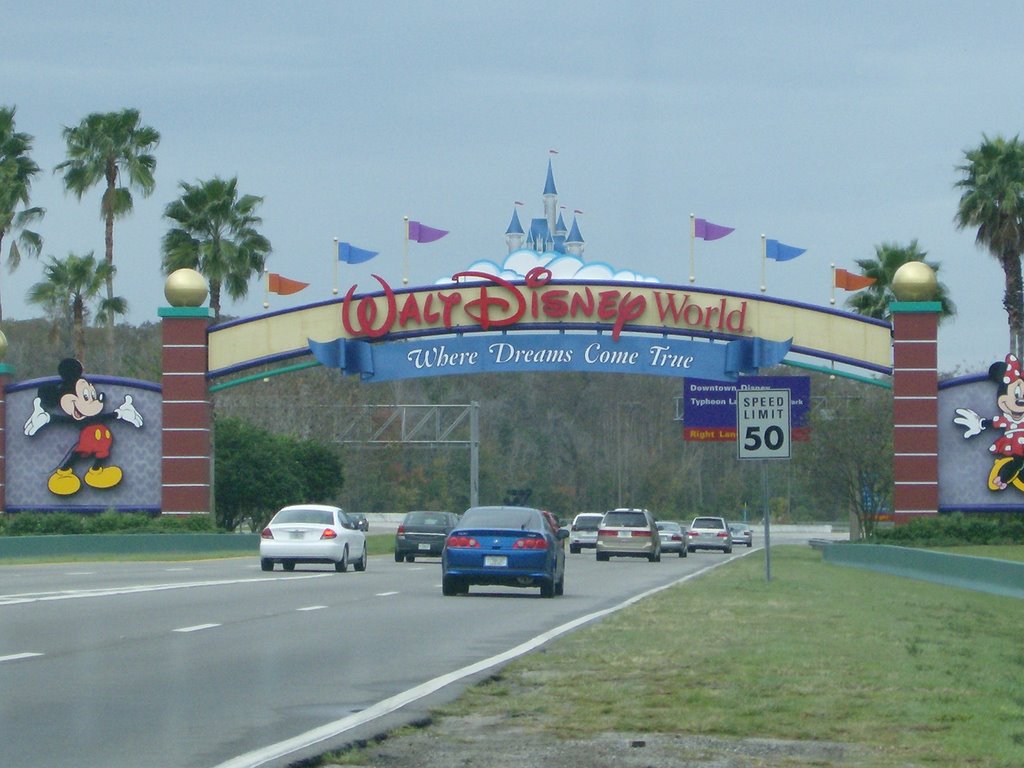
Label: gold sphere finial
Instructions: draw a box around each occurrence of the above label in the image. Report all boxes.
[892,261,937,302]
[165,268,209,307]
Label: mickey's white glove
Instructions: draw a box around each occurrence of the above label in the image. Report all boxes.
[115,395,143,428]
[953,408,984,439]
[24,397,50,436]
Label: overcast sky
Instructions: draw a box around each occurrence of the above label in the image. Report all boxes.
[5,1,1022,374]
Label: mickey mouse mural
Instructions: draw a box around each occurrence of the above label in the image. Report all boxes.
[954,353,1024,492]
[22,358,144,496]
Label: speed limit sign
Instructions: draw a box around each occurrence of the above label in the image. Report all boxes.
[736,388,791,460]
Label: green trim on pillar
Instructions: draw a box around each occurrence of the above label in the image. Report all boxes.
[0,363,14,376]
[889,301,942,314]
[158,306,215,319]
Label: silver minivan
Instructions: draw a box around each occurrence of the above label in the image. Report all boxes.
[596,508,661,562]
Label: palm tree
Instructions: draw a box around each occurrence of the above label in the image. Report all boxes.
[845,240,955,323]
[54,108,159,341]
[161,176,272,319]
[955,134,1024,357]
[26,251,127,363]
[0,105,44,322]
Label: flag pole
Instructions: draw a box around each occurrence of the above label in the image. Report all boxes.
[760,234,767,293]
[689,213,696,283]
[830,262,836,306]
[403,216,410,286]
[333,237,339,296]
[263,270,270,309]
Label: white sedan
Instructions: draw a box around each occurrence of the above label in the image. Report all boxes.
[260,504,368,572]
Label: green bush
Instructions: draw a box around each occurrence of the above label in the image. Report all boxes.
[872,512,1024,546]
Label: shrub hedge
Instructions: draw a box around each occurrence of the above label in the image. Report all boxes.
[872,512,1024,547]
[0,511,218,536]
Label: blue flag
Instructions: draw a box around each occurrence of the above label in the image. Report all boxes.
[765,239,806,262]
[338,242,379,264]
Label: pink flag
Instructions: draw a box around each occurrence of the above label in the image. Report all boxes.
[407,220,448,243]
[694,218,735,241]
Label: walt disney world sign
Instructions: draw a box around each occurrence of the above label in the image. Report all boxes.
[207,268,894,383]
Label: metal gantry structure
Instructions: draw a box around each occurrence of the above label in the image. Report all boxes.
[334,402,479,507]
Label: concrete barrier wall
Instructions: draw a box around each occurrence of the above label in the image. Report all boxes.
[821,543,1024,599]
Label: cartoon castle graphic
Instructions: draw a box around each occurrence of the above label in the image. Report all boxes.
[504,159,585,257]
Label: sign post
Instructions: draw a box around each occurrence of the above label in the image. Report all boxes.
[736,388,791,582]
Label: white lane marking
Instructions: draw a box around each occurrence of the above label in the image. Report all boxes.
[165,567,193,572]
[212,557,741,768]
[376,591,399,597]
[296,605,327,612]
[0,652,44,663]
[64,571,95,576]
[173,623,221,633]
[0,574,330,606]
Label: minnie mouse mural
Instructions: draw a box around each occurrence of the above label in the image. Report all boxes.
[954,353,1024,491]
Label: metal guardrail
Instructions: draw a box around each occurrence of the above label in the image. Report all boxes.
[817,543,1024,600]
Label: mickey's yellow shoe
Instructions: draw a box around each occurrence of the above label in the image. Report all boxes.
[84,466,123,489]
[48,468,82,496]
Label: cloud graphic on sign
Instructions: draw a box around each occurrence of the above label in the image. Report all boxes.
[435,249,661,285]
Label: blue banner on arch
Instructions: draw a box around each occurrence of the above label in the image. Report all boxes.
[308,333,791,383]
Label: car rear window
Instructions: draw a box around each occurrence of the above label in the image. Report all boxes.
[573,516,602,530]
[406,511,447,526]
[602,511,648,527]
[692,517,725,529]
[460,507,541,530]
[273,508,335,525]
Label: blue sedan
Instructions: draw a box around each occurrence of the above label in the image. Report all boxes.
[441,506,568,597]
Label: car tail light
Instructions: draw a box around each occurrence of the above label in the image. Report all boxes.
[686,531,697,538]
[260,528,274,539]
[597,528,616,537]
[321,528,338,540]
[717,531,729,539]
[632,530,652,537]
[671,534,683,542]
[513,537,548,550]
[447,535,480,548]
[396,524,406,535]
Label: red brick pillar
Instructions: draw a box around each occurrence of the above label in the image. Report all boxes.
[0,363,12,512]
[891,301,941,524]
[159,307,213,516]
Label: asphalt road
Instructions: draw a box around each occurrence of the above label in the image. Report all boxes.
[0,532,826,768]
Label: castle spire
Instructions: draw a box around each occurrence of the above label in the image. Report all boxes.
[565,215,585,257]
[505,207,525,253]
[543,158,558,235]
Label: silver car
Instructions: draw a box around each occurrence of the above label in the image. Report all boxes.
[686,515,733,553]
[260,504,368,572]
[656,521,688,557]
[596,508,661,562]
[568,512,604,554]
[728,522,753,548]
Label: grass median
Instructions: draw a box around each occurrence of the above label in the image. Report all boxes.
[331,545,1024,767]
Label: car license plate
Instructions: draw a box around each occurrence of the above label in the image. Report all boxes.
[418,543,431,551]
[289,531,304,539]
[484,555,507,567]
[617,530,631,538]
